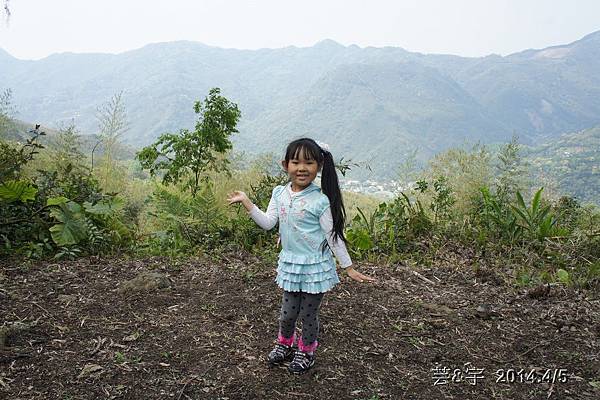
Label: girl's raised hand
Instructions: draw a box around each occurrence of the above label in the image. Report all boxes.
[345,267,376,283]
[226,190,249,205]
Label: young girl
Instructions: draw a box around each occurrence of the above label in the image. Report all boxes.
[227,138,375,374]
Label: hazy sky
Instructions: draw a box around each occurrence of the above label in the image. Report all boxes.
[1,0,599,60]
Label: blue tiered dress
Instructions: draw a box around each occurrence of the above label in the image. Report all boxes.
[272,183,341,294]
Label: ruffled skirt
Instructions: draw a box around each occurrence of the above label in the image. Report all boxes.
[275,258,340,294]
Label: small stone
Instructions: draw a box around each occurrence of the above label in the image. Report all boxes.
[118,271,171,294]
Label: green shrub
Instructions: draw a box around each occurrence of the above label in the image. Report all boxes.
[473,186,522,243]
[346,191,431,259]
[511,188,564,242]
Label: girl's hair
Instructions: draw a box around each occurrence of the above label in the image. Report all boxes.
[284,138,347,248]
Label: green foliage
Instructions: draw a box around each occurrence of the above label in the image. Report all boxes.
[556,268,570,284]
[0,124,130,257]
[494,135,530,203]
[19,236,53,259]
[572,259,600,288]
[346,191,431,259]
[552,196,582,234]
[95,91,130,191]
[515,268,533,287]
[0,88,16,138]
[526,125,600,205]
[1,115,598,293]
[137,88,241,196]
[249,173,288,210]
[0,180,38,203]
[474,186,522,243]
[54,245,82,260]
[143,181,225,253]
[47,197,87,246]
[225,173,287,257]
[47,194,127,250]
[84,196,124,216]
[424,142,492,216]
[415,176,456,225]
[346,207,376,256]
[52,121,84,165]
[510,188,561,242]
[0,125,46,182]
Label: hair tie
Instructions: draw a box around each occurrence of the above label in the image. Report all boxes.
[315,140,331,154]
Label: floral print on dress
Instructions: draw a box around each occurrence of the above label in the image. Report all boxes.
[292,198,307,219]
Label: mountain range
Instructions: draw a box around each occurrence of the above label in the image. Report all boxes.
[1,31,600,179]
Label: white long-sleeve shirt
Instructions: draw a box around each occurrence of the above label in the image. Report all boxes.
[248,186,353,268]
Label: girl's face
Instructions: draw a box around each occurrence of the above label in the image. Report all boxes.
[282,152,320,191]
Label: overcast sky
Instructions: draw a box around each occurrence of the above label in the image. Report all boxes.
[1,0,599,60]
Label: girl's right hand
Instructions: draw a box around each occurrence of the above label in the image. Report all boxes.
[226,190,249,205]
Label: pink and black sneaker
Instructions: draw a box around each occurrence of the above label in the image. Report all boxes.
[287,350,315,374]
[268,343,295,365]
[288,337,317,374]
[268,332,296,365]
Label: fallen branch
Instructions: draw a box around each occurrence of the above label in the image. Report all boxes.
[411,270,436,285]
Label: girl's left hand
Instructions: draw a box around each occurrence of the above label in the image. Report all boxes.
[345,267,376,283]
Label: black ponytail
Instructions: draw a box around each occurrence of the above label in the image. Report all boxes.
[320,149,347,245]
[284,138,347,250]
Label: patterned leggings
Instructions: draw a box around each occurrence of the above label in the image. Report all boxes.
[277,291,324,353]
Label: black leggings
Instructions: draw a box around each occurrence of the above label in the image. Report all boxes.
[279,291,324,346]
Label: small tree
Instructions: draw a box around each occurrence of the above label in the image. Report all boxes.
[95,91,129,189]
[137,88,241,196]
[0,88,16,138]
[53,120,84,166]
[494,134,530,203]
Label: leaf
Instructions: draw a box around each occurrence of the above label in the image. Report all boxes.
[531,187,544,215]
[515,191,526,211]
[556,269,570,284]
[83,197,124,215]
[49,202,87,245]
[47,196,69,206]
[509,204,529,226]
[347,228,373,251]
[0,180,37,203]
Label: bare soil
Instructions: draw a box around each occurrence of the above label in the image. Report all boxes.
[1,248,599,399]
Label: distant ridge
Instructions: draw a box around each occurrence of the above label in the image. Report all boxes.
[1,30,600,179]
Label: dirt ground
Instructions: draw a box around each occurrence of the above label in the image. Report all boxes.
[1,248,599,400]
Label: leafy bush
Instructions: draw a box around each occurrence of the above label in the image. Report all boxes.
[227,173,288,255]
[552,196,583,234]
[510,188,563,242]
[0,124,131,258]
[346,191,431,259]
[142,180,228,252]
[414,176,455,226]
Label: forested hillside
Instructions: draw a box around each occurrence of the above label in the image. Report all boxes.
[2,32,600,178]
